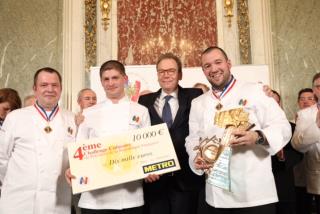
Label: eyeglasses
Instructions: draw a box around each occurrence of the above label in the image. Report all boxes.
[157,68,177,76]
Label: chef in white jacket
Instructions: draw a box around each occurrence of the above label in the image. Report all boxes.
[292,73,320,214]
[66,60,150,214]
[185,47,291,214]
[0,67,76,214]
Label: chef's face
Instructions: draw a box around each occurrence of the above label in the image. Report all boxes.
[201,49,232,90]
[33,71,61,110]
[100,69,127,101]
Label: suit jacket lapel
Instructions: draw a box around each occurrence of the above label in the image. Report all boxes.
[171,86,187,129]
[149,89,163,123]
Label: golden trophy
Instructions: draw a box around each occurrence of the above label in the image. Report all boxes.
[194,108,252,174]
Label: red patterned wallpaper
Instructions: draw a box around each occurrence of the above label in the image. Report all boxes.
[118,0,217,67]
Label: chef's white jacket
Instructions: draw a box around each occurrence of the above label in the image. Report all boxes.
[0,106,76,214]
[76,97,151,210]
[185,80,291,208]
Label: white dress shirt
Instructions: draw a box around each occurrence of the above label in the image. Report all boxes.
[154,89,179,121]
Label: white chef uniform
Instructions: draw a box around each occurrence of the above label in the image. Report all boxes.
[76,97,150,210]
[185,80,291,208]
[0,105,76,214]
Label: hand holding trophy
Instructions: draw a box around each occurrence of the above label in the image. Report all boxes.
[193,108,254,191]
[193,136,223,173]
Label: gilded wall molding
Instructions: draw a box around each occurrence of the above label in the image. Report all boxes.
[237,0,251,64]
[85,0,97,71]
[100,0,112,31]
[224,0,234,27]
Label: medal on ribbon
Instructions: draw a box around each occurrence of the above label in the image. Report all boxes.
[212,76,236,111]
[34,102,59,134]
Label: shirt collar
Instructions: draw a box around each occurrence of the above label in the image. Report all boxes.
[160,89,178,100]
[104,95,130,104]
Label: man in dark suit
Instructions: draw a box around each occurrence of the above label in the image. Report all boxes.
[138,53,205,214]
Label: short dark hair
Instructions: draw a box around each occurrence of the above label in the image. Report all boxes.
[201,46,229,60]
[156,53,182,74]
[100,60,126,78]
[298,88,313,98]
[0,88,22,110]
[298,88,317,102]
[312,73,320,84]
[33,67,62,87]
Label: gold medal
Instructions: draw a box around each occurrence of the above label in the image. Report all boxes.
[216,103,223,110]
[44,126,52,133]
[34,103,59,134]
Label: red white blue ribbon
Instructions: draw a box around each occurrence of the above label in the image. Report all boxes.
[34,102,59,122]
[212,75,236,100]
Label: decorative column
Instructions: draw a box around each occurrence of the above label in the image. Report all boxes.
[248,0,276,88]
[96,0,118,65]
[216,0,240,65]
[237,0,252,64]
[84,0,97,71]
[62,0,85,111]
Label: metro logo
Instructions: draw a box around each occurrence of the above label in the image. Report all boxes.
[79,176,88,185]
[143,159,176,174]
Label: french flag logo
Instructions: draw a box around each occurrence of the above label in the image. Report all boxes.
[80,176,88,185]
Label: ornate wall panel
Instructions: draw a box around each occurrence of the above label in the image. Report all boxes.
[0,0,63,99]
[84,0,97,71]
[117,0,217,67]
[237,0,251,64]
[271,0,320,120]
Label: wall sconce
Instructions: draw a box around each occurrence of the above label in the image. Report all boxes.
[224,0,234,27]
[100,0,112,31]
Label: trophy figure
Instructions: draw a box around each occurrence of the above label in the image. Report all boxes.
[193,108,253,174]
[193,136,222,174]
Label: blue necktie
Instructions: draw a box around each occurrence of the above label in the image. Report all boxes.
[162,95,173,128]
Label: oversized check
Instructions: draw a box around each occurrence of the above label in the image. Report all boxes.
[68,123,180,194]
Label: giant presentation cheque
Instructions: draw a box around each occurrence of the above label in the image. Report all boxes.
[68,123,180,194]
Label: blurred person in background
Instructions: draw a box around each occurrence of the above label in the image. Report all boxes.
[293,87,318,214]
[193,82,210,93]
[75,88,97,127]
[0,88,22,127]
[23,94,36,107]
[297,88,316,110]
